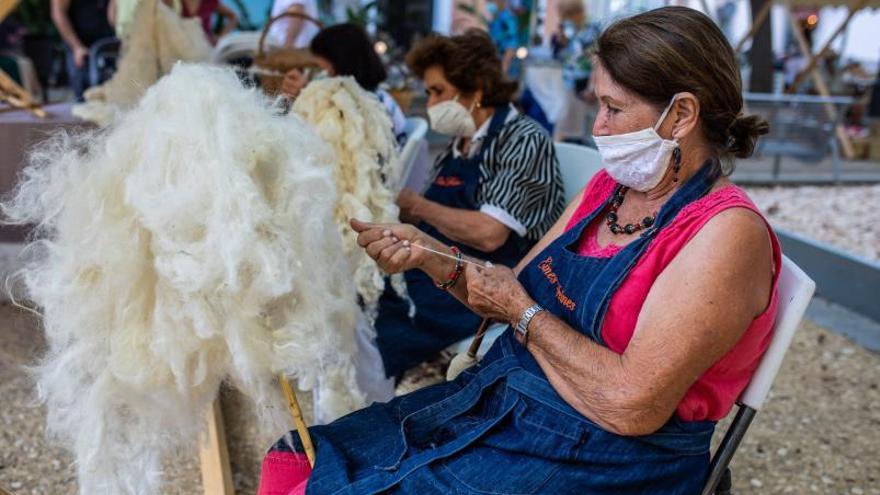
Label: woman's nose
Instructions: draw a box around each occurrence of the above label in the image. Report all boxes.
[592,116,609,137]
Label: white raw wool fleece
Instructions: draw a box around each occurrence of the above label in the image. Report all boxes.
[73,0,212,125]
[2,64,363,495]
[292,77,404,314]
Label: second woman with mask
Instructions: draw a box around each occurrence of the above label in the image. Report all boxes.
[374,30,565,383]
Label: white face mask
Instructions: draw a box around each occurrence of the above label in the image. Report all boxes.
[593,96,680,192]
[427,94,477,137]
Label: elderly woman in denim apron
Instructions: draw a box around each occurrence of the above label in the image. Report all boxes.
[258,7,779,494]
[371,31,565,383]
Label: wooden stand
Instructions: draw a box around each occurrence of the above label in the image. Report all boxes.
[734,0,859,159]
[782,0,855,159]
[198,376,316,494]
[0,0,21,24]
[0,69,47,118]
[786,0,869,93]
[198,399,235,495]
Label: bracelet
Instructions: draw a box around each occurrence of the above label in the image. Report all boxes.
[514,304,544,346]
[434,246,463,291]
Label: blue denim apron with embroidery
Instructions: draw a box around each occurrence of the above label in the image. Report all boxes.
[278,163,719,494]
[374,105,533,379]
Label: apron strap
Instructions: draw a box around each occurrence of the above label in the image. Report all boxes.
[584,160,721,345]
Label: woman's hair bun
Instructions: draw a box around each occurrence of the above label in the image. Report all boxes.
[726,114,770,159]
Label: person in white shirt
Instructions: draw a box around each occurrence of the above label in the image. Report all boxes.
[266,0,319,48]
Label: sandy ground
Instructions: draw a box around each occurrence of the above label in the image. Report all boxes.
[1,301,878,494]
[744,185,880,262]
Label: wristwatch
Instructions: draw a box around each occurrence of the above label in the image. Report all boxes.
[514,304,544,345]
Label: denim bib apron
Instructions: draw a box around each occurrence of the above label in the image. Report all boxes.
[374,105,533,379]
[287,163,719,495]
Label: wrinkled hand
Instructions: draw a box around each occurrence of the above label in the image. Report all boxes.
[351,219,436,274]
[280,68,308,98]
[465,263,534,324]
[396,188,424,224]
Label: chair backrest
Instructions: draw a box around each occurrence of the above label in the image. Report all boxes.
[553,142,604,203]
[739,254,816,409]
[702,255,815,495]
[398,117,429,189]
[88,37,121,87]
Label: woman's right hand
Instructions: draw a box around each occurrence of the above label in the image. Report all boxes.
[351,219,439,274]
[280,69,307,98]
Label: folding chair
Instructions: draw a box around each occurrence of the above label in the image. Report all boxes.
[702,255,816,495]
[88,37,121,87]
[397,116,429,191]
[553,141,603,203]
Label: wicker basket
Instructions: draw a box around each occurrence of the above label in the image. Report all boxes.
[254,11,323,95]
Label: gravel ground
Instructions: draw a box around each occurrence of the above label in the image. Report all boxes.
[1,302,878,494]
[743,185,880,262]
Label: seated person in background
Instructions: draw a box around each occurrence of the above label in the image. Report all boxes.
[551,0,601,143]
[280,23,407,142]
[257,8,778,494]
[108,0,237,43]
[373,30,565,381]
[179,0,238,44]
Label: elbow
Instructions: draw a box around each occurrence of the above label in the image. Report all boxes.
[604,414,668,437]
[472,228,510,253]
[584,385,671,437]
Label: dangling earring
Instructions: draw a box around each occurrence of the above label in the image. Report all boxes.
[672,147,682,183]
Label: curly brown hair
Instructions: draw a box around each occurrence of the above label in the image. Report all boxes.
[405,30,518,107]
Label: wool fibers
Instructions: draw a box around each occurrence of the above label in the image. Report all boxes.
[73,0,212,125]
[2,63,362,494]
[292,77,405,315]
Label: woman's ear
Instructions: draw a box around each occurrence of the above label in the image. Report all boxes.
[670,92,700,140]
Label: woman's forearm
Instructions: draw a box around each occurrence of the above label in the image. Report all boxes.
[413,199,510,253]
[523,311,666,436]
[412,239,485,308]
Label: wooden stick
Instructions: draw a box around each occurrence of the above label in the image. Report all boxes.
[198,398,235,495]
[466,318,492,358]
[735,0,773,55]
[787,0,868,93]
[280,374,316,466]
[0,0,20,23]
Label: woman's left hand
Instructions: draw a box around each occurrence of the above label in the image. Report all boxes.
[465,263,535,324]
[396,188,424,223]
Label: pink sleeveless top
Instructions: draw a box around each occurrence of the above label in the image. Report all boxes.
[565,170,781,421]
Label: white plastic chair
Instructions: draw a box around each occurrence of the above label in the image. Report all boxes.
[702,255,816,495]
[397,117,429,190]
[553,142,604,203]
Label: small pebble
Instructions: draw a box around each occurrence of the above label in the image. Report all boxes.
[750,478,763,488]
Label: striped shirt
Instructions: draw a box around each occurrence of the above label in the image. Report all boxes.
[432,107,565,241]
